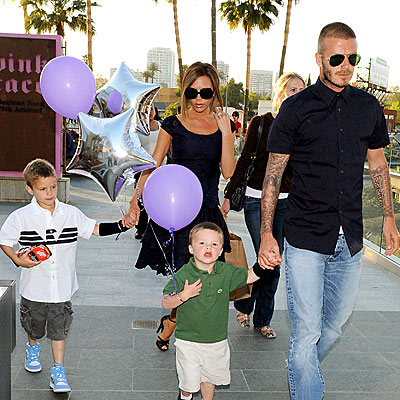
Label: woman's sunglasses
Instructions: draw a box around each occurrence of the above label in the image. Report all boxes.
[184,87,214,100]
[325,53,361,67]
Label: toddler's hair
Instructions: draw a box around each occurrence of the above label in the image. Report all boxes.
[23,159,56,188]
[189,222,224,246]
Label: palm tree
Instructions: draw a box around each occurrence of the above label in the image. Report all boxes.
[153,0,184,87]
[220,0,283,129]
[211,0,216,68]
[142,70,152,83]
[21,0,90,37]
[86,0,93,70]
[278,0,299,77]
[148,62,160,83]
[3,0,29,32]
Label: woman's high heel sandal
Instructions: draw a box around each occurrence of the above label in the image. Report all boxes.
[156,315,176,351]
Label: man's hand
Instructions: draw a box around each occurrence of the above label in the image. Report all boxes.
[383,216,400,256]
[258,233,282,269]
[181,278,202,301]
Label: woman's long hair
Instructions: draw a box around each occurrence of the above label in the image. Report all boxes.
[180,62,224,118]
[271,72,305,113]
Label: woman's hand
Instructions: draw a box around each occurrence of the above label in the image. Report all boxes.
[220,198,230,218]
[214,107,233,137]
[122,198,140,229]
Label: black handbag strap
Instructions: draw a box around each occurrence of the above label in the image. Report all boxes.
[245,114,265,181]
[253,114,265,158]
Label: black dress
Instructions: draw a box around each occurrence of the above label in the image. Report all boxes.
[135,115,232,276]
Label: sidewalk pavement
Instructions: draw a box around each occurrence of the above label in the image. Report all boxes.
[1,176,400,399]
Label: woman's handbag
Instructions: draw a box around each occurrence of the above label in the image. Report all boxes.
[227,232,253,301]
[227,114,265,212]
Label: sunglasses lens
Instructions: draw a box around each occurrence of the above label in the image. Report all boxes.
[200,88,214,99]
[348,54,361,66]
[184,88,198,99]
[329,54,345,67]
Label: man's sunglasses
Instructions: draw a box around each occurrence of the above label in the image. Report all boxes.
[325,53,361,67]
[184,87,214,100]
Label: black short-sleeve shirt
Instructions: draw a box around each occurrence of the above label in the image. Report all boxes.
[267,78,389,256]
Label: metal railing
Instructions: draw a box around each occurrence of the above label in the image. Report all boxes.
[363,137,400,262]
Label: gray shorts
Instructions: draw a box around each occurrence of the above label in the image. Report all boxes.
[20,297,74,341]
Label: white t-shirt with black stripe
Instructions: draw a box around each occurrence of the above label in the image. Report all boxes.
[0,197,96,302]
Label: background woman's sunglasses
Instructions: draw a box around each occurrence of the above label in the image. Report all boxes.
[184,87,214,100]
[326,53,361,67]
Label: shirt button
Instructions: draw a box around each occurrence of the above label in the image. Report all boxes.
[339,211,343,214]
[340,149,344,153]
[339,128,344,132]
[338,108,341,112]
[52,275,55,279]
[340,170,344,174]
[340,191,344,195]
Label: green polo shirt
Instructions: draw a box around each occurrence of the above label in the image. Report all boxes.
[163,258,247,343]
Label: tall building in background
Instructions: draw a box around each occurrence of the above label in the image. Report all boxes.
[250,70,273,97]
[147,47,175,88]
[217,60,229,84]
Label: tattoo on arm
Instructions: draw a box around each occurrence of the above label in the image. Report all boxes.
[260,153,290,234]
[369,164,394,217]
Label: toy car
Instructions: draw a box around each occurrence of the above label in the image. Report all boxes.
[17,244,52,262]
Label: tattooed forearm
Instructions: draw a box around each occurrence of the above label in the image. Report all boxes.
[260,153,290,235]
[369,164,394,217]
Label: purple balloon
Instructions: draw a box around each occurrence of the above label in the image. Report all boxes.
[107,91,123,114]
[142,165,203,231]
[40,56,96,120]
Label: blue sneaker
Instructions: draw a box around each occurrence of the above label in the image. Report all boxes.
[50,363,71,393]
[25,342,42,372]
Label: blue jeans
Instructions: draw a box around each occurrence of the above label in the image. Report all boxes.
[285,236,362,400]
[234,196,287,328]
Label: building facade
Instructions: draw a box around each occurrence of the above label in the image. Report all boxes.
[250,70,273,97]
[217,60,229,84]
[147,47,176,88]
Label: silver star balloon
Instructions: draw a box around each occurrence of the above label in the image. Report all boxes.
[66,108,156,201]
[93,62,160,136]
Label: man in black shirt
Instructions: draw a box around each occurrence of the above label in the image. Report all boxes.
[258,22,399,400]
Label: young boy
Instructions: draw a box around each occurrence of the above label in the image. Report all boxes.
[0,159,131,393]
[162,222,265,400]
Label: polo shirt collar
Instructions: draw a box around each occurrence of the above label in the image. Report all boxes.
[314,77,351,105]
[187,257,221,275]
[31,196,62,215]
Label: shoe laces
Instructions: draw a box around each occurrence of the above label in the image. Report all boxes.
[52,364,67,383]
[27,344,40,362]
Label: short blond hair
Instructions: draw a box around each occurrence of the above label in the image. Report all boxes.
[189,222,224,247]
[23,159,56,188]
[180,62,223,118]
[271,72,305,113]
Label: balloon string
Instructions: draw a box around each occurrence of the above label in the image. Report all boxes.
[149,222,179,297]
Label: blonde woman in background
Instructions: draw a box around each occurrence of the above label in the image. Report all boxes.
[221,72,305,338]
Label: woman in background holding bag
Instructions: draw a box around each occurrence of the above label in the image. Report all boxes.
[221,72,305,338]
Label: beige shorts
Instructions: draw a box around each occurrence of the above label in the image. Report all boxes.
[175,338,230,393]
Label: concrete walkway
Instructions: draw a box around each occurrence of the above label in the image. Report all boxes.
[1,176,400,399]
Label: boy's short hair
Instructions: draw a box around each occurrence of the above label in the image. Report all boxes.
[232,111,239,118]
[23,159,56,188]
[189,222,224,246]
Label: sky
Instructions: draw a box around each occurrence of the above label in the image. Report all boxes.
[0,0,399,88]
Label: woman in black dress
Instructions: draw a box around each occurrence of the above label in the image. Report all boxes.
[123,62,235,350]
